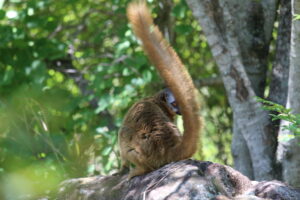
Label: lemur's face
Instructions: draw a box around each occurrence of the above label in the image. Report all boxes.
[164,88,181,115]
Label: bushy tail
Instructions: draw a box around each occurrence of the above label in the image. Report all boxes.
[127,1,201,159]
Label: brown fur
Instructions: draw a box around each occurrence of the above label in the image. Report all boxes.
[118,1,202,179]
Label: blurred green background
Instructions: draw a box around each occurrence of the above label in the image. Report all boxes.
[0,0,232,199]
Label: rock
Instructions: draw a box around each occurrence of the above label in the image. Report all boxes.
[57,160,300,200]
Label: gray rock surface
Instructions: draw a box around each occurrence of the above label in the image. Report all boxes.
[57,160,300,200]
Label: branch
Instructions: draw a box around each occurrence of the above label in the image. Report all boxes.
[46,57,118,131]
[194,76,223,87]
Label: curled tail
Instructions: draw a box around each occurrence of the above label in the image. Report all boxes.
[127,1,202,159]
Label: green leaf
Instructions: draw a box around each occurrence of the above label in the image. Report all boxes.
[102,146,112,156]
[293,14,300,20]
[95,95,111,114]
[278,134,295,142]
[1,65,14,85]
[142,70,152,82]
[175,24,193,35]
[173,4,186,19]
[116,40,130,53]
[0,9,5,19]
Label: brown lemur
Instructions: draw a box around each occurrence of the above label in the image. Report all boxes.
[118,1,202,179]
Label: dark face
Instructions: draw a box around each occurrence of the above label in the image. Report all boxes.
[164,88,181,115]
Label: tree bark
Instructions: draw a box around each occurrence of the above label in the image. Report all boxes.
[186,0,277,180]
[276,0,300,187]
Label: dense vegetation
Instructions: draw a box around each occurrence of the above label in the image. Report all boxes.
[0,0,233,198]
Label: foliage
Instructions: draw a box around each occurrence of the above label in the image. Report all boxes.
[0,0,230,199]
[293,14,300,21]
[257,97,300,140]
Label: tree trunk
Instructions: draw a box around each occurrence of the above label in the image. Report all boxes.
[267,3,291,180]
[231,119,253,179]
[186,0,277,180]
[276,0,300,187]
[268,0,291,106]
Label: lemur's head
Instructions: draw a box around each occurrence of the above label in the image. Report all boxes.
[163,88,181,115]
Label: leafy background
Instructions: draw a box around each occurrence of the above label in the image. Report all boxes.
[0,0,232,199]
